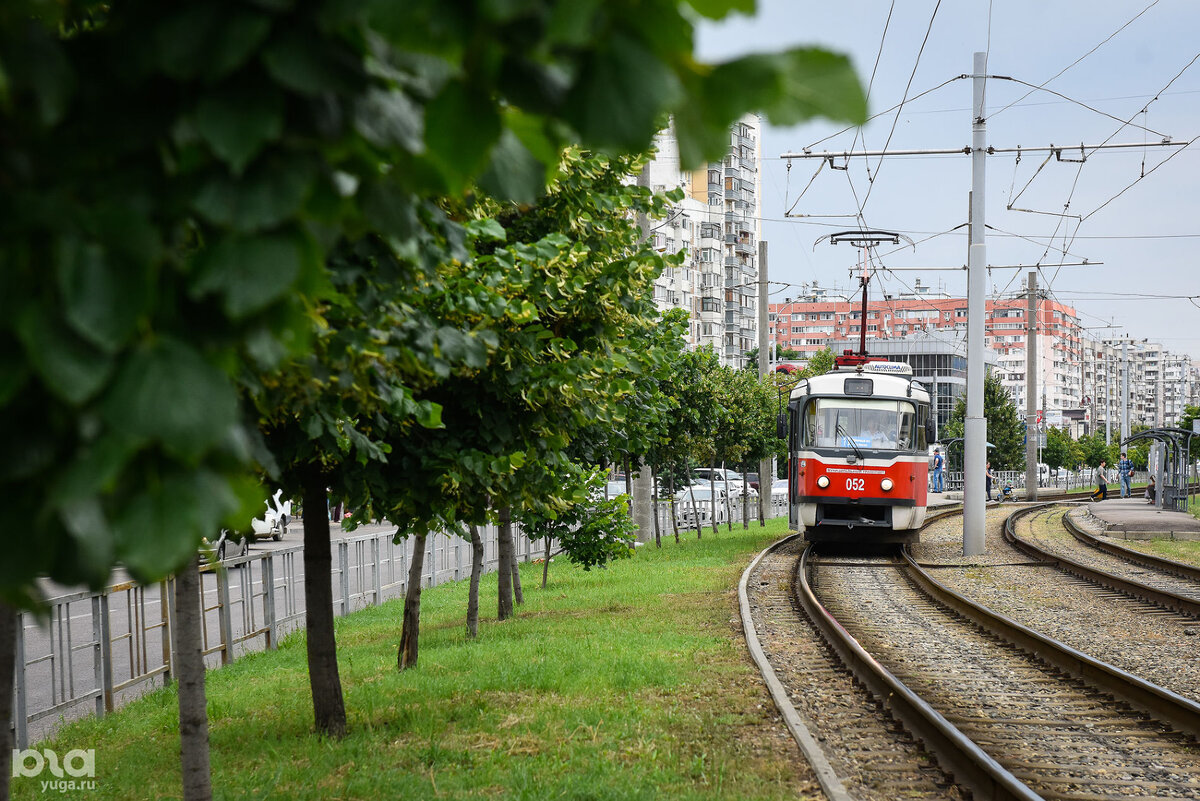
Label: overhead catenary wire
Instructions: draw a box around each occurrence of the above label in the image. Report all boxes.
[988,0,1163,121]
[859,0,943,215]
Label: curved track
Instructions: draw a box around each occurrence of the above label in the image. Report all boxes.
[743,502,1200,800]
[1006,504,1200,617]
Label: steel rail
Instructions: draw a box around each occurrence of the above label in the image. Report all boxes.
[903,513,1200,740]
[794,544,1041,801]
[1060,509,1200,583]
[1003,503,1200,619]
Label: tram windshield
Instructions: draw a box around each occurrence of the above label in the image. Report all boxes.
[802,398,917,451]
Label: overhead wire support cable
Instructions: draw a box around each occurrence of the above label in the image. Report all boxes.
[780,139,1185,161]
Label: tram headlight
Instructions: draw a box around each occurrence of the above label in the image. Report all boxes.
[880,478,894,492]
[816,475,830,489]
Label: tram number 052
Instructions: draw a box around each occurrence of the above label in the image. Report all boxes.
[846,477,866,492]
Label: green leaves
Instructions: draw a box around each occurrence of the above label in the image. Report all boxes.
[192,230,314,318]
[354,88,423,152]
[112,469,240,580]
[424,80,501,192]
[101,338,238,460]
[193,158,315,232]
[685,0,756,17]
[563,33,683,153]
[56,238,149,353]
[194,82,284,174]
[16,304,113,405]
[262,28,359,95]
[676,48,866,168]
[477,130,547,205]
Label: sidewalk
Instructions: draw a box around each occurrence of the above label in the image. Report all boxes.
[1080,496,1200,540]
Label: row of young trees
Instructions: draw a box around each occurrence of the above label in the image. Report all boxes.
[0,1,867,799]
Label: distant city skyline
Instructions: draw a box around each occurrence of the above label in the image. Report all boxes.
[696,1,1200,361]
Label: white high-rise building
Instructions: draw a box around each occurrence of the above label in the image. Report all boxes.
[646,115,762,368]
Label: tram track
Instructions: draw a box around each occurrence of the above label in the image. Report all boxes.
[1006,504,1200,618]
[742,502,1200,800]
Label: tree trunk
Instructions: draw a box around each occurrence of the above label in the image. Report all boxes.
[623,456,634,519]
[301,473,347,737]
[541,539,552,589]
[687,481,702,539]
[0,602,18,801]
[651,467,662,548]
[510,540,524,606]
[742,480,749,530]
[497,507,514,621]
[709,461,719,536]
[398,532,427,669]
[669,474,680,543]
[466,524,484,638]
[175,554,212,801]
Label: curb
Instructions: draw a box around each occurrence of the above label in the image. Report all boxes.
[738,535,856,801]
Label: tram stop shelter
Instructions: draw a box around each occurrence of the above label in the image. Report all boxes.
[1122,427,1196,513]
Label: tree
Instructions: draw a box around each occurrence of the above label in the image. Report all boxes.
[518,468,637,588]
[2,0,867,793]
[1176,405,1200,436]
[722,370,782,528]
[941,370,1025,471]
[1043,426,1080,472]
[343,150,683,668]
[744,345,802,372]
[801,347,837,379]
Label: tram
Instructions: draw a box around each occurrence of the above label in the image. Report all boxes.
[787,355,934,544]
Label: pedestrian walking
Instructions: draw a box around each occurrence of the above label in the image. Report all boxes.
[985,461,995,501]
[1117,451,1133,498]
[1090,460,1109,502]
[931,447,944,493]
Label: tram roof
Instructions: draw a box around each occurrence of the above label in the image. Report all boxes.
[790,361,929,401]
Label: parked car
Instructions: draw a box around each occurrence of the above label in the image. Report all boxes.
[691,468,756,498]
[770,478,789,497]
[743,472,760,490]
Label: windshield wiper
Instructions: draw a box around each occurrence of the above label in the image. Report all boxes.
[835,423,864,461]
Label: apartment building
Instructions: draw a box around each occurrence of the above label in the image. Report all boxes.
[647,115,762,368]
[769,290,1195,437]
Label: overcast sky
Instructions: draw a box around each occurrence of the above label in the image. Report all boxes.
[696,1,1200,361]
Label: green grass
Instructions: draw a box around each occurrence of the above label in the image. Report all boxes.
[15,521,815,801]
[1121,537,1200,567]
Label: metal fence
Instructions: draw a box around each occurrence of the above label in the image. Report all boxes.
[13,521,546,748]
[15,494,793,748]
[933,469,1151,494]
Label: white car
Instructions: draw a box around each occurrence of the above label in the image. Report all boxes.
[691,469,757,498]
[210,490,291,564]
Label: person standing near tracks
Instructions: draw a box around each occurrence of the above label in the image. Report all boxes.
[931,447,944,493]
[985,461,996,501]
[1117,451,1133,498]
[1090,460,1109,502]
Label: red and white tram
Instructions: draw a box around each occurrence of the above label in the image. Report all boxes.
[787,357,934,543]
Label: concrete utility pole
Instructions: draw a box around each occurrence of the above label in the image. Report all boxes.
[1025,270,1038,500]
[1105,353,1112,445]
[963,52,988,557]
[758,240,771,523]
[632,165,655,542]
[1122,338,1131,443]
